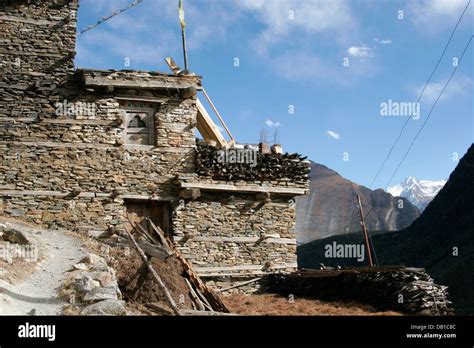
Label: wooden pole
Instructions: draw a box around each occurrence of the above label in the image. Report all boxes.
[124,228,182,315]
[202,88,235,145]
[179,0,189,70]
[181,28,188,70]
[357,195,374,267]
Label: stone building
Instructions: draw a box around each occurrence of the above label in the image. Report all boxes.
[0,1,310,283]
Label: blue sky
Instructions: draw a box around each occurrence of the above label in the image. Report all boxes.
[75,0,473,189]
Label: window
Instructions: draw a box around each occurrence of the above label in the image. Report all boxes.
[124,110,155,145]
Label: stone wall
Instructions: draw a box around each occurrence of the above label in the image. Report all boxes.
[0,88,198,231]
[0,0,78,119]
[0,0,309,286]
[172,192,298,277]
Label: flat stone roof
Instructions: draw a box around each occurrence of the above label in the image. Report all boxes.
[76,69,202,91]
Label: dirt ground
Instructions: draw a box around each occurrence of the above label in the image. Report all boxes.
[223,294,402,316]
[108,247,195,312]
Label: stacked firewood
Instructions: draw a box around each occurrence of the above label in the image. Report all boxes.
[195,141,311,182]
[262,268,453,315]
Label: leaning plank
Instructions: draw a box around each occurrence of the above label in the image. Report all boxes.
[146,218,170,249]
[130,219,161,246]
[184,278,206,311]
[137,240,171,261]
[193,287,214,312]
[124,228,181,316]
[145,218,229,313]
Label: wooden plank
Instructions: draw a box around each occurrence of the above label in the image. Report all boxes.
[179,181,307,195]
[216,277,262,293]
[115,96,169,103]
[196,99,228,148]
[175,236,296,245]
[165,57,182,75]
[146,218,170,248]
[184,278,205,311]
[195,263,298,274]
[41,119,120,126]
[0,190,177,202]
[2,141,194,154]
[83,75,198,91]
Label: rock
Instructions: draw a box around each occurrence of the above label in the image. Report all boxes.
[0,227,31,245]
[73,263,90,271]
[80,253,107,267]
[4,208,26,217]
[87,230,112,239]
[81,300,127,316]
[74,275,100,294]
[83,284,121,303]
[94,271,114,287]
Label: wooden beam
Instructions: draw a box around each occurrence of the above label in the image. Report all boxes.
[179,181,308,195]
[195,263,297,274]
[82,74,198,91]
[196,99,228,148]
[165,57,182,75]
[40,119,120,126]
[175,236,297,245]
[179,188,201,200]
[115,96,169,103]
[216,277,262,293]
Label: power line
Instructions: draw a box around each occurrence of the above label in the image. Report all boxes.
[78,0,145,35]
[385,34,474,188]
[368,0,472,189]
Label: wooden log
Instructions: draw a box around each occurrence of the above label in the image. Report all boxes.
[124,228,181,316]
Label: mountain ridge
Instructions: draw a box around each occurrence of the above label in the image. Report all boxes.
[295,161,420,244]
[387,176,446,211]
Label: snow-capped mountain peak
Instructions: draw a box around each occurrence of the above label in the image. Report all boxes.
[387,177,446,211]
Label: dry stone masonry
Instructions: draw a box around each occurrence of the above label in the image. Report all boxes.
[0,0,310,288]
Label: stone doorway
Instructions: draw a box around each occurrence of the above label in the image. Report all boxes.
[124,201,170,237]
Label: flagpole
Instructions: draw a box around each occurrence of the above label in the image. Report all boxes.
[179,0,189,70]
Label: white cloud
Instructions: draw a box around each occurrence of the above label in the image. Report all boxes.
[410,0,473,30]
[327,130,340,140]
[348,45,373,59]
[374,38,392,45]
[416,75,473,103]
[236,0,355,53]
[266,119,281,128]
